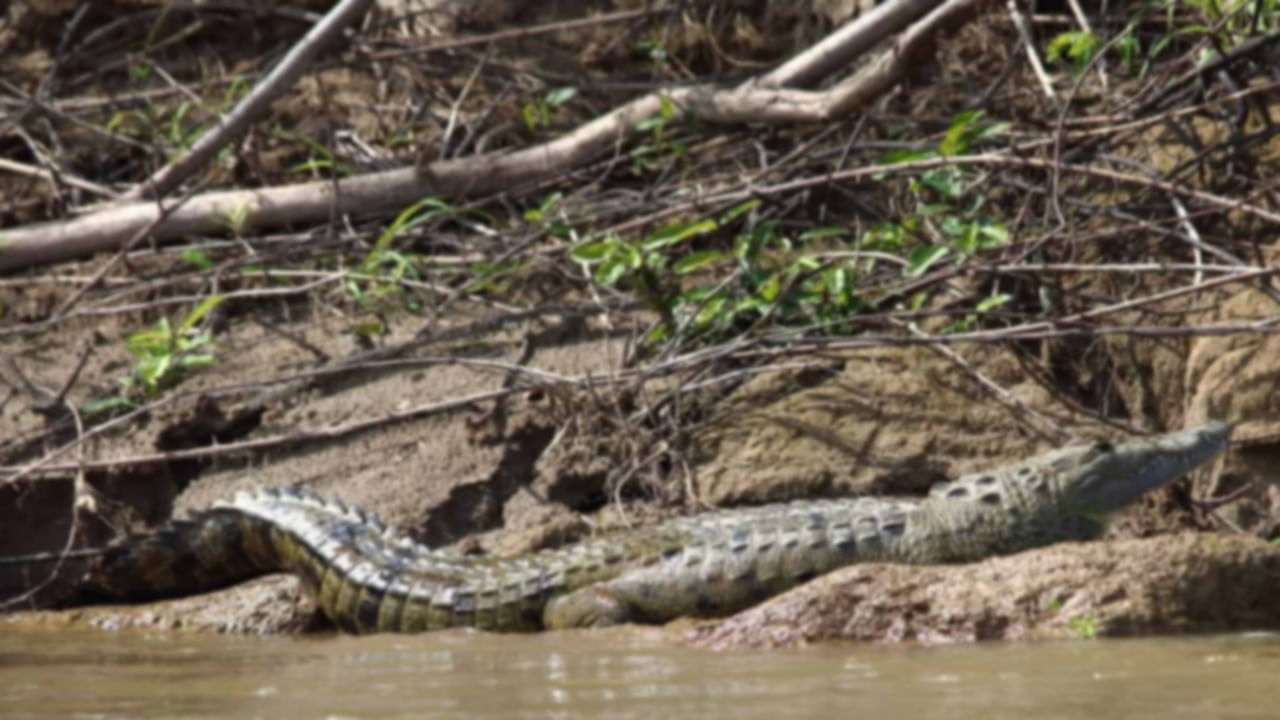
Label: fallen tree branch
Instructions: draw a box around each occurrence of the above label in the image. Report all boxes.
[0,0,979,272]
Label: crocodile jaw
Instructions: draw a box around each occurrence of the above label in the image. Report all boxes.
[1058,421,1232,517]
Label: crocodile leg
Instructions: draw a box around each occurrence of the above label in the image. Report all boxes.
[542,585,638,629]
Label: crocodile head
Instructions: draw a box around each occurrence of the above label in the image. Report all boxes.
[1055,421,1232,518]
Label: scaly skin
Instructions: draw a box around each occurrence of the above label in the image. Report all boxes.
[73,422,1231,633]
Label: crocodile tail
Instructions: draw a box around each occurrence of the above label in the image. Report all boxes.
[69,485,529,632]
[70,507,273,605]
[70,485,360,605]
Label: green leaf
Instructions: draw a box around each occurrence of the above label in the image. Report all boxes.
[1046,31,1098,71]
[83,395,136,415]
[718,199,760,225]
[126,328,169,358]
[798,226,849,242]
[289,158,351,175]
[353,320,385,339]
[862,222,906,251]
[570,238,616,263]
[915,203,951,217]
[658,94,676,120]
[619,242,643,270]
[975,122,1011,141]
[178,354,217,369]
[978,223,1010,248]
[178,294,226,335]
[595,258,627,285]
[922,170,962,198]
[181,249,213,271]
[169,101,192,146]
[955,223,979,254]
[976,293,1012,313]
[635,116,666,133]
[673,250,727,274]
[792,256,821,272]
[544,87,578,107]
[940,110,982,156]
[105,111,129,134]
[642,219,718,250]
[826,266,850,297]
[694,295,727,327]
[904,245,949,277]
[882,149,936,164]
[145,354,172,388]
[525,192,563,222]
[367,197,456,271]
[759,273,782,302]
[644,323,669,345]
[940,216,966,236]
[1046,32,1076,63]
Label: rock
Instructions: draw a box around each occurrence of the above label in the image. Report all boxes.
[686,533,1280,649]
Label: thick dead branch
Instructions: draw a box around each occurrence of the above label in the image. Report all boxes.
[0,0,985,273]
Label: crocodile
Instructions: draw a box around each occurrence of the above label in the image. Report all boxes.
[71,422,1231,633]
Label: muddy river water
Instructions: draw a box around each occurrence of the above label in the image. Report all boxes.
[2,628,1278,719]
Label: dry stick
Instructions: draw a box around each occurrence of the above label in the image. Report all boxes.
[0,7,663,117]
[980,262,1261,274]
[0,387,516,477]
[1129,28,1280,116]
[0,351,93,610]
[673,268,1280,366]
[733,320,1280,360]
[122,0,377,201]
[440,44,492,159]
[1062,0,1106,89]
[1006,348,1151,437]
[0,157,119,200]
[48,182,208,321]
[893,319,1075,443]
[1006,0,1056,99]
[235,296,641,419]
[0,0,993,272]
[608,152,1280,243]
[1049,25,1136,227]
[62,277,336,317]
[367,6,671,62]
[760,0,947,86]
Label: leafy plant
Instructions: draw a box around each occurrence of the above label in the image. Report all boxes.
[219,202,251,237]
[572,200,871,346]
[1047,30,1100,72]
[634,35,670,66]
[522,87,578,132]
[1180,0,1280,52]
[286,132,355,177]
[883,111,1011,279]
[570,110,1014,351]
[523,192,576,241]
[180,248,214,271]
[1068,615,1099,640]
[85,295,227,413]
[630,95,687,170]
